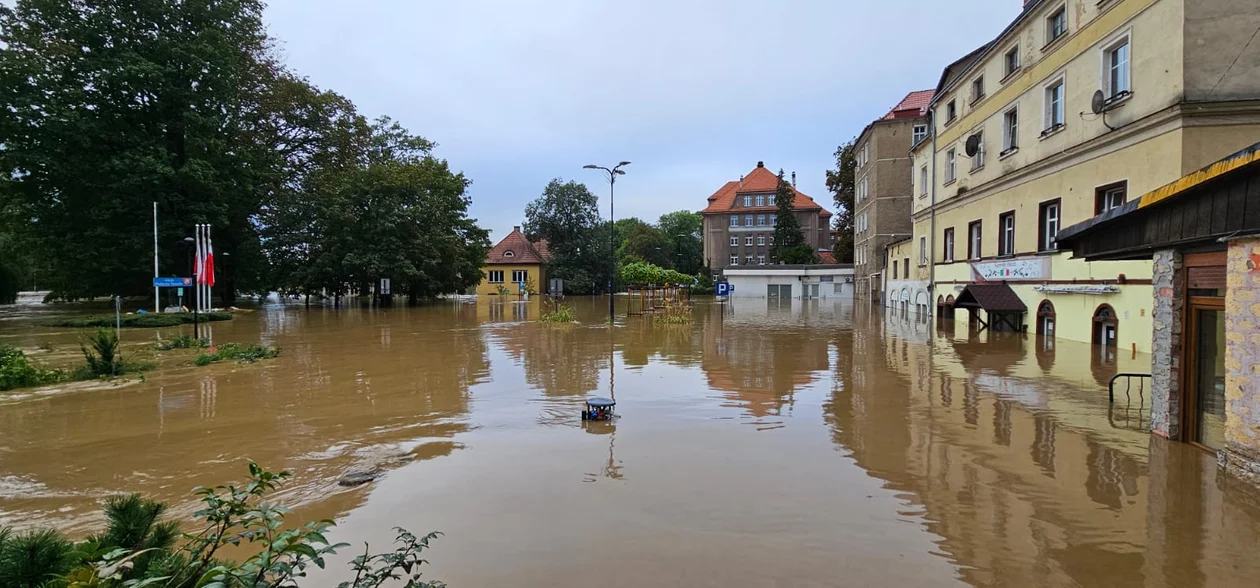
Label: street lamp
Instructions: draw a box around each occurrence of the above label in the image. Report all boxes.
[583,160,631,322]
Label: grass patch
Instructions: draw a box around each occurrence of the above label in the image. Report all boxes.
[654,300,693,325]
[194,343,280,366]
[155,334,209,351]
[49,311,233,329]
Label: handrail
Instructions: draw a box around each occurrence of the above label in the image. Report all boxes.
[1109,372,1151,403]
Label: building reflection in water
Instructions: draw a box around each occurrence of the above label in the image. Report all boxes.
[829,304,1260,587]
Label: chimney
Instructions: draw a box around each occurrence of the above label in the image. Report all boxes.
[757,161,764,168]
[791,171,797,187]
[513,225,520,233]
[739,175,744,188]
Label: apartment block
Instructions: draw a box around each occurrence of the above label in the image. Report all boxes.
[701,162,833,271]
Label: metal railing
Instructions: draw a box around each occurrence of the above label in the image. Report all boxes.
[1108,373,1151,431]
[1109,373,1151,403]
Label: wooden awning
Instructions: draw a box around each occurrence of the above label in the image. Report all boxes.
[953,283,1027,312]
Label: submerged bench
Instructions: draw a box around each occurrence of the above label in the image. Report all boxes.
[582,397,616,421]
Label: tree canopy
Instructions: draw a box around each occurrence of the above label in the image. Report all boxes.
[524,179,612,295]
[770,170,817,265]
[826,139,857,263]
[0,0,488,304]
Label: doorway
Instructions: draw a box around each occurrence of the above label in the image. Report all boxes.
[805,283,820,299]
[1092,304,1118,361]
[1186,304,1226,450]
[1037,300,1056,337]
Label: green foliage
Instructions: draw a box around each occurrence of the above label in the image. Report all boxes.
[654,300,693,325]
[825,140,857,263]
[86,495,179,582]
[80,330,123,378]
[0,258,17,305]
[0,345,64,391]
[0,527,76,588]
[524,179,613,295]
[770,169,812,265]
[657,211,704,275]
[50,312,233,329]
[620,262,693,287]
[693,270,716,295]
[155,335,209,351]
[615,219,673,268]
[540,301,577,323]
[775,244,820,265]
[493,285,510,296]
[339,528,446,588]
[195,342,280,366]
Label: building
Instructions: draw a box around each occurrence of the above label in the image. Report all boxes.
[883,236,931,315]
[723,264,854,300]
[910,0,1260,353]
[853,90,934,302]
[1057,142,1260,485]
[701,161,833,272]
[475,226,549,297]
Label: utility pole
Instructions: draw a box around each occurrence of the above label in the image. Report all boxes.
[583,161,631,322]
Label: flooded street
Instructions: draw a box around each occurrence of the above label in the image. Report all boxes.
[3,297,1260,587]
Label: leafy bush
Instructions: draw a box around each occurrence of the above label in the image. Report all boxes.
[49,312,233,329]
[540,301,577,323]
[620,262,693,287]
[195,342,280,366]
[0,345,65,391]
[80,329,123,378]
[155,335,209,351]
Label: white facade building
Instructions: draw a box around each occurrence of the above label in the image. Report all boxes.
[723,265,855,300]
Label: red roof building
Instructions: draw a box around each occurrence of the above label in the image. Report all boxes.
[701,162,834,271]
[477,226,551,296]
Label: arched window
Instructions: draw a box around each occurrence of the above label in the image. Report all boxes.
[945,295,956,319]
[1036,300,1056,337]
[503,250,515,258]
[1092,304,1118,349]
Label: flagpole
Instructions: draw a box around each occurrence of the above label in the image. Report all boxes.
[193,224,201,338]
[206,225,213,311]
[153,202,160,313]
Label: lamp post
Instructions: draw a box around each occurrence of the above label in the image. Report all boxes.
[583,161,630,322]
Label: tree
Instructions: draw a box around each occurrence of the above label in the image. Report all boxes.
[770,170,818,265]
[524,179,611,295]
[825,139,857,263]
[657,210,703,275]
[617,220,674,268]
[0,0,279,301]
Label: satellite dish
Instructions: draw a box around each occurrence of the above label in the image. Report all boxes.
[964,134,981,157]
[1091,90,1106,114]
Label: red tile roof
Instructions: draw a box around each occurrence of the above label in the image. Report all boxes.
[701,163,832,218]
[818,251,837,264]
[883,90,935,119]
[486,227,550,265]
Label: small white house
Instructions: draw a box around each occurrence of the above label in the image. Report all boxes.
[722,265,855,299]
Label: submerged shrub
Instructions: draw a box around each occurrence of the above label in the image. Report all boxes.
[540,301,577,323]
[155,334,209,351]
[0,345,64,391]
[49,311,233,329]
[80,329,123,377]
[195,342,280,366]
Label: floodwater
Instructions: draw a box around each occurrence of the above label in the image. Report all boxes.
[3,296,1260,587]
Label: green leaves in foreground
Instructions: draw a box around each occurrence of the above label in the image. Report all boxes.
[194,343,280,366]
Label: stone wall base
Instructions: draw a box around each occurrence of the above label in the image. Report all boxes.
[1219,446,1260,487]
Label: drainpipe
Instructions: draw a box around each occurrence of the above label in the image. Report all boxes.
[928,107,938,315]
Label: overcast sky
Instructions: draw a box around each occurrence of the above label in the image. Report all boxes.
[263,0,1019,241]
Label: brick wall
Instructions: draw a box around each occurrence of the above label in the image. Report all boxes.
[1150,248,1183,438]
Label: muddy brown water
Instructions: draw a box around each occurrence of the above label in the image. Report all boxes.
[2,297,1260,587]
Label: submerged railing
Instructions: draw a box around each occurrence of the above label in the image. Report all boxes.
[1108,372,1151,404]
[1108,373,1151,430]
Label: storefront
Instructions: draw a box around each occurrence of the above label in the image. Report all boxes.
[1057,142,1260,484]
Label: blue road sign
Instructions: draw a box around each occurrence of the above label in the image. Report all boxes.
[728,283,734,292]
[154,277,193,288]
[716,281,730,296]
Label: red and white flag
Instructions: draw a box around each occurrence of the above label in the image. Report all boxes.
[199,235,216,287]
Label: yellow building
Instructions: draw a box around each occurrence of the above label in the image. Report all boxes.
[475,226,549,297]
[911,0,1260,354]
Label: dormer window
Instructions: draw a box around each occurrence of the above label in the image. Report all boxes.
[503,251,514,258]
[743,195,752,207]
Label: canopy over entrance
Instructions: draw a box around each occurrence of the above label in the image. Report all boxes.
[953,283,1026,332]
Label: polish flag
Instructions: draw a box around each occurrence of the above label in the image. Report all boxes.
[201,238,216,287]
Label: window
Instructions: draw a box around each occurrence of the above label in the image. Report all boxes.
[1046,6,1067,44]
[745,236,754,246]
[892,260,899,279]
[856,177,868,202]
[730,215,738,227]
[487,270,504,283]
[503,250,514,258]
[998,211,1015,256]
[920,166,928,196]
[757,255,766,265]
[1038,199,1061,251]
[903,257,910,275]
[919,236,927,266]
[945,149,957,183]
[946,100,957,123]
[1004,46,1020,77]
[1104,36,1131,99]
[757,214,766,226]
[972,76,985,103]
[512,269,528,283]
[757,235,765,246]
[743,195,752,207]
[1044,79,1065,131]
[968,220,983,260]
[755,195,765,207]
[744,215,753,227]
[745,255,754,265]
[913,124,928,145]
[943,227,955,262]
[1095,181,1127,215]
[730,255,739,266]
[769,214,777,226]
[970,131,984,170]
[729,236,738,247]
[1002,107,1018,153]
[768,234,775,245]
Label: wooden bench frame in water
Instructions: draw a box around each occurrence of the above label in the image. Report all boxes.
[626,284,692,316]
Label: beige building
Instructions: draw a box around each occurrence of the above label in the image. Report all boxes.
[701,161,833,271]
[911,0,1260,353]
[853,90,933,302]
